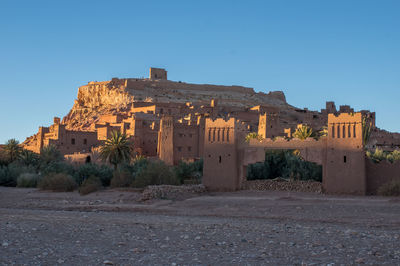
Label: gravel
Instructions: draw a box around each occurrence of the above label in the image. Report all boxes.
[0,187,400,265]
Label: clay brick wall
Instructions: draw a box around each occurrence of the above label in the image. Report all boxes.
[324,113,366,194]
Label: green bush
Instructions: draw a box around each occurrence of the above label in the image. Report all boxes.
[39,161,75,177]
[110,169,135,188]
[17,173,41,188]
[378,180,400,196]
[38,173,77,192]
[247,150,322,182]
[174,159,203,184]
[0,163,36,187]
[74,163,113,186]
[79,175,102,195]
[132,161,179,188]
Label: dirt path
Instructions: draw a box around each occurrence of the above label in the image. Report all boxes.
[1,188,399,265]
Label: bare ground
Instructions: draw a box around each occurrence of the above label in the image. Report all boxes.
[0,187,400,265]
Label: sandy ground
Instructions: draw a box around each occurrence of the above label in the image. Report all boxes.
[0,187,400,265]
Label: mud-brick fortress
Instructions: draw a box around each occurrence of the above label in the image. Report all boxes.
[23,68,400,195]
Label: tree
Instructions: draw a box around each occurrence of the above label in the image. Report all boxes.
[362,117,372,147]
[40,144,63,165]
[19,149,39,166]
[100,131,133,170]
[3,139,22,162]
[293,125,313,140]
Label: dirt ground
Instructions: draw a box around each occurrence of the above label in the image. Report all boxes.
[1,187,400,265]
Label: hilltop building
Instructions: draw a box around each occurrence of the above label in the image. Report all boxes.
[23,68,400,195]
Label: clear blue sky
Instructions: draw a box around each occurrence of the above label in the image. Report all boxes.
[0,0,399,143]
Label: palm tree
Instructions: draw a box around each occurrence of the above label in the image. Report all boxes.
[3,139,22,162]
[40,144,63,165]
[293,125,313,140]
[19,149,39,166]
[100,131,133,170]
[362,117,372,147]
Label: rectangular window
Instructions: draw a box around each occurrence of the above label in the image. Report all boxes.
[332,125,335,138]
[348,125,351,138]
[337,125,340,138]
[188,146,192,152]
[177,146,182,152]
[344,156,347,163]
[343,125,346,138]
[83,139,87,145]
[353,124,356,138]
[71,138,75,145]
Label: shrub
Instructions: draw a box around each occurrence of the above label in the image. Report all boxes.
[73,163,113,186]
[132,161,179,188]
[110,170,135,188]
[378,180,400,196]
[0,162,36,187]
[17,173,41,188]
[174,159,203,184]
[39,161,75,177]
[246,150,322,182]
[38,173,77,192]
[79,175,102,195]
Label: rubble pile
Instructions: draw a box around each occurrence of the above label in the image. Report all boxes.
[141,184,207,201]
[244,179,323,193]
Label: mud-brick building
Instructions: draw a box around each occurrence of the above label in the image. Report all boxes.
[24,117,99,155]
[158,115,205,165]
[202,112,400,195]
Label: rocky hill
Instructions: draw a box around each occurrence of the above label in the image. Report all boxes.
[61,78,291,131]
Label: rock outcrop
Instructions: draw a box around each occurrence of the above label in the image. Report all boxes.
[62,78,290,131]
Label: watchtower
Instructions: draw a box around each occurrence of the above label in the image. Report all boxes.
[324,113,366,194]
[149,68,167,80]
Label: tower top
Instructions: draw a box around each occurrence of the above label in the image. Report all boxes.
[149,68,167,80]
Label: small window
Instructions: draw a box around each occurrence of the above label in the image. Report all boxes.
[71,138,75,145]
[344,156,347,163]
[219,156,222,163]
[189,133,193,138]
[332,125,335,138]
[337,125,341,138]
[188,146,192,152]
[83,139,87,145]
[177,147,182,152]
[179,133,183,138]
[343,125,346,138]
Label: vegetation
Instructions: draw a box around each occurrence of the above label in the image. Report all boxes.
[100,131,133,170]
[245,132,262,142]
[38,173,77,192]
[17,173,41,188]
[378,180,400,196]
[174,159,203,184]
[293,125,313,140]
[3,139,22,162]
[0,131,206,193]
[73,163,113,186]
[132,161,180,188]
[362,117,372,146]
[110,169,135,188]
[79,175,102,195]
[247,150,322,182]
[366,148,400,163]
